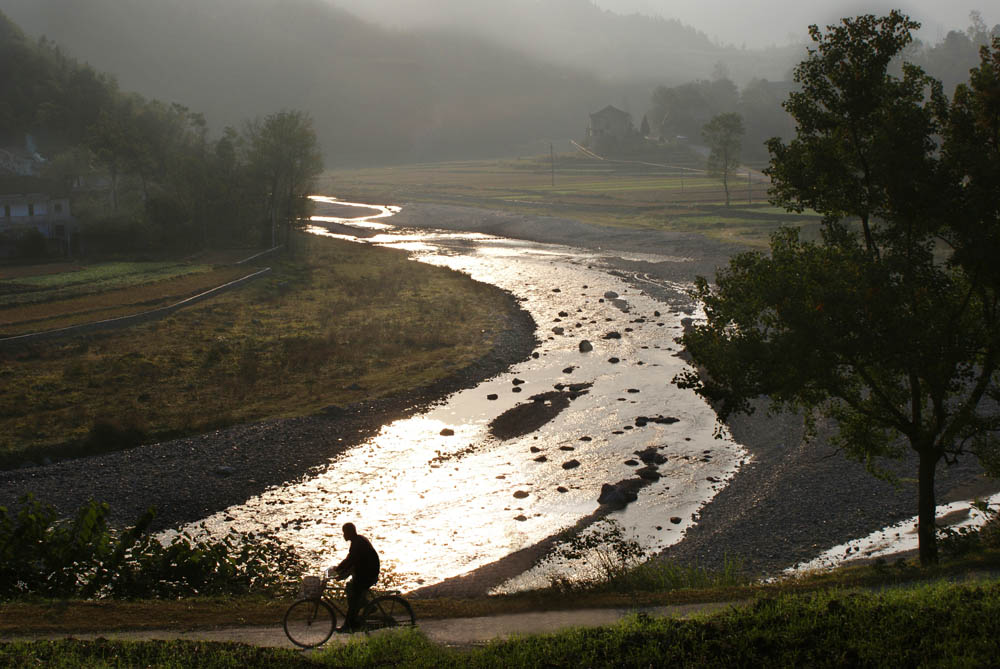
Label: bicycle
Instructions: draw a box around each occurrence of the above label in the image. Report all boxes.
[283,575,416,648]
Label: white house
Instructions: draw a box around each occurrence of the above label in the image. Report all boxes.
[0,176,75,241]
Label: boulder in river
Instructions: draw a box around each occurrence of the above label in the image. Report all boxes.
[604,291,619,299]
[598,483,638,509]
[603,331,621,340]
[596,477,648,509]
[579,340,593,352]
[440,428,455,436]
[637,466,662,481]
[562,459,581,470]
[635,446,667,465]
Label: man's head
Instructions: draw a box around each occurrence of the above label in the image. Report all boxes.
[342,522,357,542]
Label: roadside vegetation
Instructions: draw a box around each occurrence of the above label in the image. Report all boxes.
[2,495,999,665]
[0,232,520,467]
[3,580,1000,667]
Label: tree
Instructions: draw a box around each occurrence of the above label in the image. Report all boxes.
[675,13,1000,566]
[244,110,324,247]
[701,112,744,206]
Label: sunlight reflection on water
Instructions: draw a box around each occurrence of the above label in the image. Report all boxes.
[188,197,749,591]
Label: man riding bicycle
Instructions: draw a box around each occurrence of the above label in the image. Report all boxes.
[328,522,380,633]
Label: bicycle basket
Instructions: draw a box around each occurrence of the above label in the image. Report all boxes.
[298,575,324,598]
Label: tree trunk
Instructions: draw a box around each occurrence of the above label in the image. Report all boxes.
[917,448,939,566]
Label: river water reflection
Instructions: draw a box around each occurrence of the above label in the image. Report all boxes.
[192,196,748,591]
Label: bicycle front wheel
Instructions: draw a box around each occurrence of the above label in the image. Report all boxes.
[284,598,337,648]
[362,594,415,632]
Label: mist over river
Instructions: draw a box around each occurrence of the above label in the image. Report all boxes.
[187,197,748,591]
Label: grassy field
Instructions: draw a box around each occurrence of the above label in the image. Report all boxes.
[0,233,520,466]
[325,151,823,248]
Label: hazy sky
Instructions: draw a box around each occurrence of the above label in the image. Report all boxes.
[592,1,996,47]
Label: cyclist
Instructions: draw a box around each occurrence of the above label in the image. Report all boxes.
[328,522,380,633]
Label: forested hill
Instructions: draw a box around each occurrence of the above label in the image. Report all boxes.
[327,0,799,82]
[0,12,115,153]
[1,0,636,165]
[0,10,323,255]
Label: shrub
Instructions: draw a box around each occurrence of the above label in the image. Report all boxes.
[938,499,1000,558]
[547,519,746,593]
[0,495,304,600]
[80,417,147,456]
[16,229,48,259]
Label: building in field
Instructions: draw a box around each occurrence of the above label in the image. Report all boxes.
[586,105,635,145]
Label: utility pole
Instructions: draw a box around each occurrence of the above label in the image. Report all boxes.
[550,143,555,187]
[748,170,752,205]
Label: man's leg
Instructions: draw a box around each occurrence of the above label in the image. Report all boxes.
[343,578,370,629]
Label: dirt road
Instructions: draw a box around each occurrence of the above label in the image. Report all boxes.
[3,601,735,649]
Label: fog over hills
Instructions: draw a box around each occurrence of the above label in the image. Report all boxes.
[1,0,991,165]
[2,0,650,164]
[327,0,799,82]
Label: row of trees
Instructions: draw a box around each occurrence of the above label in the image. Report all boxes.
[65,100,323,252]
[679,13,1000,566]
[1,12,323,255]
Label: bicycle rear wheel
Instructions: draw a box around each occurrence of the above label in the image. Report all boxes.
[362,594,415,632]
[284,598,337,648]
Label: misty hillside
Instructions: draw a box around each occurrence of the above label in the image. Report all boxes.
[328,0,801,83]
[1,0,650,165]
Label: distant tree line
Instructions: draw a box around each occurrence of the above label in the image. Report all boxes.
[648,11,1000,165]
[0,11,322,256]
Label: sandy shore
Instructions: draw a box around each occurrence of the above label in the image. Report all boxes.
[3,201,996,594]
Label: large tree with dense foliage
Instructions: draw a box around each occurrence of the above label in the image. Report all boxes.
[244,110,324,247]
[676,13,1000,566]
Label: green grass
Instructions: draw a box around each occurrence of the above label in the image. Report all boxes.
[0,639,316,668]
[0,261,220,308]
[0,232,521,467]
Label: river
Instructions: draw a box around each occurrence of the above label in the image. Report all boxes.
[182,196,745,592]
[188,196,1000,590]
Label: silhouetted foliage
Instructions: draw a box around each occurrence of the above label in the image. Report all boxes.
[0,495,303,600]
[677,13,1000,567]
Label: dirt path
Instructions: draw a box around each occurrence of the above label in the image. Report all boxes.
[3,601,736,649]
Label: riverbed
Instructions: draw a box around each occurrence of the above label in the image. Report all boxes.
[189,196,749,592]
